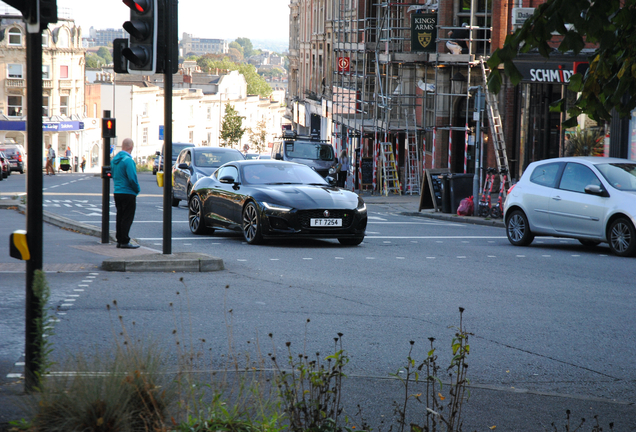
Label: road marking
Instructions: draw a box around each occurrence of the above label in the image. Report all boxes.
[61,304,73,307]
[7,373,22,379]
[335,257,344,260]
[366,257,375,259]
[366,236,507,239]
[303,258,312,260]
[74,289,84,292]
[426,256,436,259]
[516,255,525,258]
[571,255,580,257]
[487,255,496,258]
[396,257,405,259]
[237,259,247,262]
[68,295,79,297]
[78,284,89,287]
[368,216,387,221]
[542,255,551,257]
[81,280,92,283]
[137,237,232,241]
[457,256,466,259]
[63,299,76,302]
[383,241,391,243]
[270,258,279,261]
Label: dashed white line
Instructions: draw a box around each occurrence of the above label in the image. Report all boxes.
[457,256,466,259]
[516,255,526,258]
[396,257,405,259]
[74,289,84,292]
[78,284,89,287]
[335,257,344,260]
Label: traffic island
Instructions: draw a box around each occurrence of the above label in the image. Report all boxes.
[102,252,224,272]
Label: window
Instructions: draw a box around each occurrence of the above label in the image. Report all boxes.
[57,30,69,48]
[143,127,148,145]
[43,96,50,117]
[207,106,212,120]
[60,96,69,116]
[8,27,21,46]
[42,65,50,80]
[7,64,23,79]
[530,162,562,188]
[42,31,49,47]
[189,130,194,143]
[559,163,601,193]
[8,96,22,117]
[60,65,69,79]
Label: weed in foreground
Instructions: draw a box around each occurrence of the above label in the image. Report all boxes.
[546,410,614,432]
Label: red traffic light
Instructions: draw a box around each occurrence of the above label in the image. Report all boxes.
[123,0,149,13]
[102,118,116,138]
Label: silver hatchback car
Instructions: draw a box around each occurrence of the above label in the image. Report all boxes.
[504,157,636,257]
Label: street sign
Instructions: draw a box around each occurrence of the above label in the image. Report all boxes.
[159,124,164,140]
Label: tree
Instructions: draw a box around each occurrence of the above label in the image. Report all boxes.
[86,53,105,69]
[228,47,244,63]
[488,0,636,126]
[235,37,255,58]
[248,119,268,154]
[96,46,113,65]
[197,59,273,97]
[229,41,244,55]
[220,104,245,149]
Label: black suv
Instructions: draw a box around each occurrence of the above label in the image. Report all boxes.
[271,131,335,178]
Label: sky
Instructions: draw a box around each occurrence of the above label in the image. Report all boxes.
[56,0,290,42]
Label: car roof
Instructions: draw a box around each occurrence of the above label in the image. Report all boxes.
[224,159,305,167]
[529,156,636,166]
[192,147,242,153]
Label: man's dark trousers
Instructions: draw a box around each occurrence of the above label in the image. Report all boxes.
[114,193,136,245]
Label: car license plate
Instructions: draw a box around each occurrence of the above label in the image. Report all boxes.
[10,162,17,167]
[310,218,342,227]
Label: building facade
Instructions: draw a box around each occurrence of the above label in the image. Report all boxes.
[0,15,91,167]
[180,33,229,57]
[289,0,618,195]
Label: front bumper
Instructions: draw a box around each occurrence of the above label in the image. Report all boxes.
[260,206,367,239]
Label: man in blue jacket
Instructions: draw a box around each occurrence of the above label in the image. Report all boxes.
[112,138,141,249]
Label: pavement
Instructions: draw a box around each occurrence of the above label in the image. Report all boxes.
[0,191,503,274]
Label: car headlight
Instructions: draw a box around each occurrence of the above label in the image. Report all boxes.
[357,200,367,212]
[329,166,336,175]
[262,202,293,212]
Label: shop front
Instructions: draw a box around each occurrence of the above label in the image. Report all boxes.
[512,55,592,179]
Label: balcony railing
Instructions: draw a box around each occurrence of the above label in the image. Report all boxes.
[6,79,25,87]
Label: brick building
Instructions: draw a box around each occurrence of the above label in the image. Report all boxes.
[288,0,612,194]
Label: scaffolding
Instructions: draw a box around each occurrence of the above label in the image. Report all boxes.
[331,0,499,195]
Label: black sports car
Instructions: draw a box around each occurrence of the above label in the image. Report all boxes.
[188,160,367,245]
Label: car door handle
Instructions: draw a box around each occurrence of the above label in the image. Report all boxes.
[552,196,561,201]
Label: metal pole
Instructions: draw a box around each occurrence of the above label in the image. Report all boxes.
[473,88,482,216]
[25,29,44,392]
[162,0,173,255]
[102,110,111,243]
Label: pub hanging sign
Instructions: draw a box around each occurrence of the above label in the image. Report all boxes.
[411,13,437,53]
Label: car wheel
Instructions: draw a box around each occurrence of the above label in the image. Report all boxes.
[171,189,180,207]
[490,206,501,219]
[152,168,157,175]
[608,218,636,257]
[242,202,263,245]
[579,239,601,247]
[19,169,24,174]
[338,237,364,246]
[506,210,534,246]
[188,194,211,235]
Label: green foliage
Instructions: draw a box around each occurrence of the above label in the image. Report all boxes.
[248,120,269,154]
[229,47,245,63]
[230,41,244,54]
[197,58,272,97]
[488,0,636,125]
[392,308,471,432]
[31,270,56,388]
[259,67,286,78]
[220,104,246,148]
[86,53,105,69]
[236,37,255,58]
[564,128,604,157]
[96,46,113,64]
[269,325,354,432]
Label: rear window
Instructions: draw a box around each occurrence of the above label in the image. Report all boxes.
[529,162,561,188]
[284,141,334,161]
[0,147,17,156]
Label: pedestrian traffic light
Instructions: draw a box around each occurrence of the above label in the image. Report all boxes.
[122,0,157,73]
[101,166,112,179]
[102,118,116,138]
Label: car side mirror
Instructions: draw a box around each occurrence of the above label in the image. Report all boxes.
[326,175,337,187]
[274,153,283,160]
[219,175,237,184]
[585,184,609,197]
[178,163,188,169]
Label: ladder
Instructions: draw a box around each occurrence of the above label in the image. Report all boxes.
[380,142,401,196]
[479,57,511,192]
[404,109,420,195]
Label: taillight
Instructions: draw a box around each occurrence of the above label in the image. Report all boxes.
[507,184,515,195]
[17,154,22,162]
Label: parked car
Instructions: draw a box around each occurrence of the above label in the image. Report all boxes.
[0,151,9,179]
[0,144,26,173]
[258,154,271,160]
[244,153,260,160]
[152,156,160,175]
[187,160,367,245]
[504,156,636,257]
[271,130,335,177]
[171,146,245,206]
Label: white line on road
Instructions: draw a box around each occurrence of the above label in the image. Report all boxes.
[366,236,507,239]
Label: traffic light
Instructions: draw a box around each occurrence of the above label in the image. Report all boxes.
[102,118,116,138]
[101,166,112,180]
[4,0,57,33]
[122,0,157,73]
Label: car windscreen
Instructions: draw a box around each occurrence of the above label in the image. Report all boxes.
[172,145,191,158]
[0,147,17,156]
[242,163,328,185]
[195,150,244,168]
[284,141,334,161]
[596,163,636,191]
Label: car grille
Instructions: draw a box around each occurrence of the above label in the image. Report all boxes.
[297,209,355,229]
